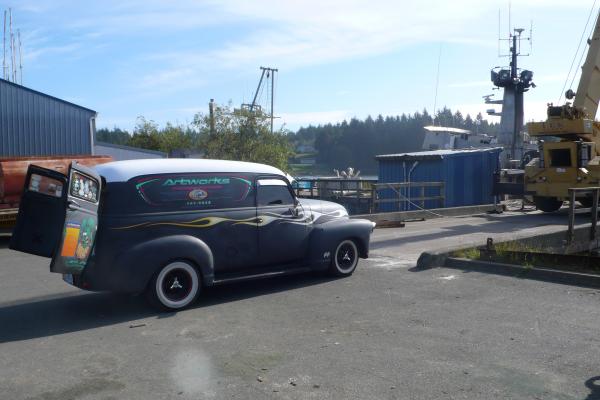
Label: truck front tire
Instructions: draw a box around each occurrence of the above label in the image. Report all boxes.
[533,196,563,213]
[329,239,359,277]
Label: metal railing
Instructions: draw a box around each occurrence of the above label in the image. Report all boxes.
[293,178,376,200]
[567,187,600,243]
[292,179,445,214]
[293,178,377,214]
[371,182,445,213]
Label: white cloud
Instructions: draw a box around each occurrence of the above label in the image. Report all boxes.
[16,0,597,92]
[23,43,81,63]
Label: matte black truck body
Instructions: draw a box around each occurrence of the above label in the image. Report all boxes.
[10,159,375,309]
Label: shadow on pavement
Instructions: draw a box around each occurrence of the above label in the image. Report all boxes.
[371,211,584,251]
[585,376,600,400]
[0,273,335,344]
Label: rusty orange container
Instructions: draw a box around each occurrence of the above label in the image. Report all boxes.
[0,155,113,208]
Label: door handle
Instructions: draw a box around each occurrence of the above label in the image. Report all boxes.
[67,200,81,211]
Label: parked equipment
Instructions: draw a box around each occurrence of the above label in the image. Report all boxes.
[525,11,600,212]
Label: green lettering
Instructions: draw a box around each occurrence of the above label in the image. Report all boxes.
[163,177,231,186]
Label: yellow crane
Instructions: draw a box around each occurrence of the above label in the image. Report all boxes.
[525,10,600,211]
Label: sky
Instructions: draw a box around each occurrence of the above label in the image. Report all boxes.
[1,0,599,132]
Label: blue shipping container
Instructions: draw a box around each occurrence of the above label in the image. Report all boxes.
[376,148,501,212]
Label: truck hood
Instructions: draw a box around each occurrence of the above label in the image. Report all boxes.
[298,198,348,223]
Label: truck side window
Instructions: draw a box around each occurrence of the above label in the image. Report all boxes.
[257,178,294,206]
[102,173,255,214]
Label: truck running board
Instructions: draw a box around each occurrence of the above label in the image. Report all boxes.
[212,266,313,285]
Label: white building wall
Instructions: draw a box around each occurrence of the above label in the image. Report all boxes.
[94,142,167,161]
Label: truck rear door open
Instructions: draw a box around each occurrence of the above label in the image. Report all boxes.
[10,162,101,274]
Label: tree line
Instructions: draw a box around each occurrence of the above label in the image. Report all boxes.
[293,107,498,173]
[96,103,292,171]
[96,104,497,174]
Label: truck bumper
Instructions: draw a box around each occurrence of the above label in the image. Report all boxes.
[0,208,17,235]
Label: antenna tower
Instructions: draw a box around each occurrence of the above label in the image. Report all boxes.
[484,8,535,168]
[1,8,23,84]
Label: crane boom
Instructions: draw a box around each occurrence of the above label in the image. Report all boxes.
[574,11,600,119]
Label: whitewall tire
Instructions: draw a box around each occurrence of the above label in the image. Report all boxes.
[329,239,359,276]
[147,261,200,310]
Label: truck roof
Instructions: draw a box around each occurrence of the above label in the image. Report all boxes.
[95,158,286,182]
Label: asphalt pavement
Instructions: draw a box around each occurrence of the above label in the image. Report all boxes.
[1,210,600,399]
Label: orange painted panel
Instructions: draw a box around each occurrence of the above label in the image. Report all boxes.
[60,226,80,257]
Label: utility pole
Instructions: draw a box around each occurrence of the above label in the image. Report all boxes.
[17,28,22,84]
[270,67,275,135]
[209,98,215,135]
[2,10,6,80]
[241,66,278,134]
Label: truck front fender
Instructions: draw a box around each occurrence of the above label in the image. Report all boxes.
[308,218,374,268]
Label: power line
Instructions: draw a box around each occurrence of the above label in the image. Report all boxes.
[558,1,598,104]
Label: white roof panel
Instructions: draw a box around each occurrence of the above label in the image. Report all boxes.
[423,125,471,135]
[375,147,503,160]
[95,158,285,182]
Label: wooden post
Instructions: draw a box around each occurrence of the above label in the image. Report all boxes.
[355,180,360,208]
[592,188,599,240]
[371,185,376,213]
[567,189,576,243]
[398,184,402,212]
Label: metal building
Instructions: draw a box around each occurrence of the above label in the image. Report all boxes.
[0,78,96,157]
[94,141,167,161]
[376,148,501,211]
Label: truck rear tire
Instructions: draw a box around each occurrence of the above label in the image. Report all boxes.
[533,196,563,213]
[146,261,200,311]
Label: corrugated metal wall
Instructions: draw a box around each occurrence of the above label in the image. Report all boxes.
[0,79,96,157]
[377,148,501,212]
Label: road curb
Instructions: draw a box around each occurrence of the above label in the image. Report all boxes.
[443,257,600,289]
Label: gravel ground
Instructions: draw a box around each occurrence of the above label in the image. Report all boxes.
[1,210,599,399]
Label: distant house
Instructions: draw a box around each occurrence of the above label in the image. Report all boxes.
[290,152,316,166]
[296,144,316,154]
[421,125,495,151]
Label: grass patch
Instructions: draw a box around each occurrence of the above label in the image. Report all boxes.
[451,247,480,260]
